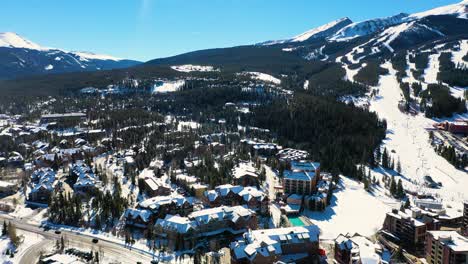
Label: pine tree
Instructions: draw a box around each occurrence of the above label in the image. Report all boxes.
[390,177,397,196]
[382,148,389,169]
[376,147,382,164]
[2,221,7,236]
[396,158,402,174]
[397,179,404,198]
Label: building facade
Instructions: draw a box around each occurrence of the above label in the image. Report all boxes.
[426,231,468,264]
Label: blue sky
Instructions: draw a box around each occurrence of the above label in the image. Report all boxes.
[1,0,461,61]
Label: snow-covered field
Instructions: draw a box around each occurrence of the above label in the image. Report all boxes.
[305,176,398,240]
[370,62,468,208]
[177,121,200,131]
[0,230,45,264]
[241,72,281,85]
[152,80,185,93]
[170,64,219,73]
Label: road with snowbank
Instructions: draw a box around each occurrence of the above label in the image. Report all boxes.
[0,214,154,264]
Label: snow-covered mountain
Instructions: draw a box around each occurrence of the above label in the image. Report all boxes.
[409,0,468,19]
[0,32,140,79]
[329,13,409,42]
[259,17,352,45]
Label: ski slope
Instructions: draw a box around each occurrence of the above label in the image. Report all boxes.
[305,176,398,239]
[369,62,468,208]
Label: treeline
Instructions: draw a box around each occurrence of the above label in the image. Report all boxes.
[306,64,368,98]
[409,52,430,80]
[91,188,128,229]
[420,84,466,118]
[354,60,389,86]
[249,94,386,175]
[391,52,408,80]
[437,52,468,87]
[49,192,83,226]
[435,144,468,169]
[188,153,234,189]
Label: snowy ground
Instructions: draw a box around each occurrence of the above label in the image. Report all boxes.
[170,64,219,73]
[369,62,468,209]
[152,80,185,93]
[452,40,468,68]
[304,176,398,240]
[0,230,45,264]
[241,72,281,85]
[177,121,200,131]
[422,45,467,99]
[311,60,468,239]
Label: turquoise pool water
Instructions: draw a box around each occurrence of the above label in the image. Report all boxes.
[288,216,305,226]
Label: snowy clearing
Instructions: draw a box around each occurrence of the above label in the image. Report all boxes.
[170,64,219,73]
[241,72,281,85]
[152,80,185,93]
[305,176,397,239]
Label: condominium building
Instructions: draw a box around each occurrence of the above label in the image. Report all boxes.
[426,231,468,264]
[230,225,320,264]
[283,161,320,195]
[383,208,439,253]
[154,205,257,250]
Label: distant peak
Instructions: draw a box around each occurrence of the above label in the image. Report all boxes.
[70,51,123,61]
[290,17,353,42]
[0,32,49,51]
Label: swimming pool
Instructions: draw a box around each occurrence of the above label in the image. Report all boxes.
[288,216,305,226]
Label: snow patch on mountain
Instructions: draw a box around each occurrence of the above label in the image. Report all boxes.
[71,51,122,61]
[259,17,351,45]
[424,53,441,84]
[0,32,49,51]
[329,13,409,42]
[375,22,444,53]
[44,64,54,70]
[291,18,351,42]
[410,0,468,20]
[452,40,468,68]
[241,72,281,85]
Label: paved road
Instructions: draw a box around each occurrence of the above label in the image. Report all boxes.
[19,240,52,264]
[0,214,155,264]
[263,165,279,200]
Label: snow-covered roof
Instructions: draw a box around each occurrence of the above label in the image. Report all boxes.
[232,162,258,179]
[156,205,255,234]
[277,148,309,161]
[124,208,152,223]
[138,195,195,211]
[155,214,194,233]
[70,162,100,189]
[231,226,320,261]
[290,160,320,172]
[206,185,266,203]
[428,231,468,252]
[30,168,56,193]
[283,170,315,182]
